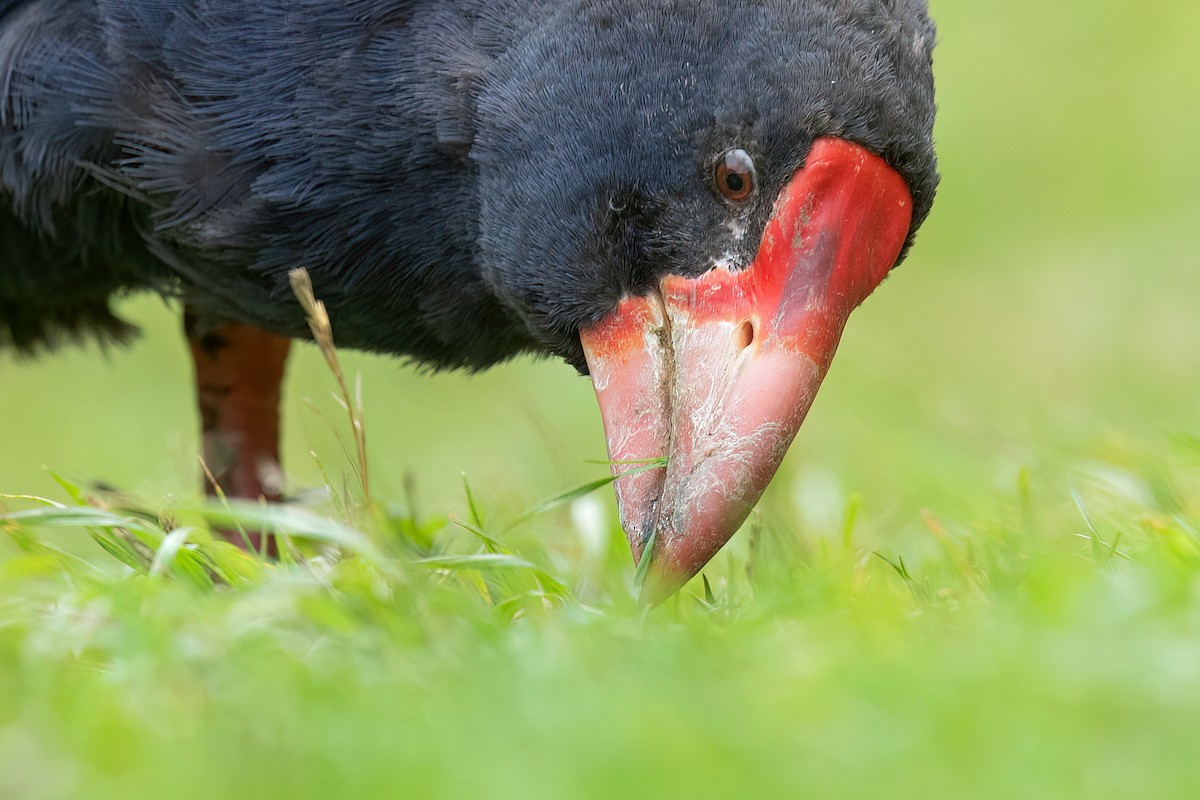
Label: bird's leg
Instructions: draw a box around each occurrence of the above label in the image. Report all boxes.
[185,309,291,554]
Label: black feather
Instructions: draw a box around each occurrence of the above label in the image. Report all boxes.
[1,0,937,369]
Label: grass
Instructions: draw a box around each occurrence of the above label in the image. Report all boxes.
[6,436,1200,799]
[7,297,1200,800]
[3,1,1200,797]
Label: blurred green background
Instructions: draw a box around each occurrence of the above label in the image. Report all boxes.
[3,0,1198,544]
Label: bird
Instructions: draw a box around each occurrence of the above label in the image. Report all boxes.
[0,0,938,602]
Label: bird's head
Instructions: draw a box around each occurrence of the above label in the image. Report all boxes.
[472,0,938,602]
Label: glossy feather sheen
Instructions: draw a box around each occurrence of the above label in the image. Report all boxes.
[0,0,937,368]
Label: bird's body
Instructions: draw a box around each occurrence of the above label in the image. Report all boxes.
[1,0,938,598]
[2,0,526,365]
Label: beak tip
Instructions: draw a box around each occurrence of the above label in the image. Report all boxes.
[637,564,688,609]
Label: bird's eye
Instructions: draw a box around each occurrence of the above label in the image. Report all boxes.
[714,149,756,204]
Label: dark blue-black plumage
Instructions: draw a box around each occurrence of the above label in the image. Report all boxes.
[1,0,937,370]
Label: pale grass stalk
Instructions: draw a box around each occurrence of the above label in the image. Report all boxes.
[289,268,372,508]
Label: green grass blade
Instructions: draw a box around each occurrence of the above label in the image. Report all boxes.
[505,458,667,533]
[196,502,384,561]
[633,526,658,590]
[149,526,200,579]
[0,504,162,536]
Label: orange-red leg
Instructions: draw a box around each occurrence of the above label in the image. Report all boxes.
[186,311,291,554]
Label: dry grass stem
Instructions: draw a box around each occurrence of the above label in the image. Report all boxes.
[289,268,372,507]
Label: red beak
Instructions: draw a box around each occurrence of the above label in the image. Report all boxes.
[579,138,913,604]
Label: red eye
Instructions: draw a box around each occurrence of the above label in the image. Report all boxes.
[714,149,756,203]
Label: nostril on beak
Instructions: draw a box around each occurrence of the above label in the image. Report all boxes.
[734,319,756,351]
